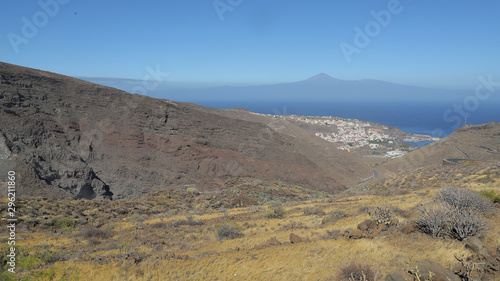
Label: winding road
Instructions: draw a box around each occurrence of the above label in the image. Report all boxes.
[442,141,500,165]
[357,168,378,185]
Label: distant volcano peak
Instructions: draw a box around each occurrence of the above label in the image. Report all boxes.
[306,73,339,82]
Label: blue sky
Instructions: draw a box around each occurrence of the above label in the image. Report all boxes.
[1,0,499,89]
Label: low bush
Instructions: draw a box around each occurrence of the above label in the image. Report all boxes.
[159,200,170,208]
[437,186,494,214]
[77,228,114,239]
[338,261,378,281]
[171,216,203,227]
[151,222,167,228]
[303,206,325,216]
[416,202,489,240]
[33,249,68,264]
[416,203,451,237]
[215,222,243,240]
[266,202,286,219]
[186,187,200,195]
[54,217,74,232]
[321,210,347,224]
[448,207,488,241]
[1,246,67,273]
[480,190,500,204]
[367,206,393,225]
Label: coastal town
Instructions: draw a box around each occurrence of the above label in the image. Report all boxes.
[286,115,440,158]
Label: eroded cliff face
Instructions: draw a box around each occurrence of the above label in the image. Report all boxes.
[0,62,372,199]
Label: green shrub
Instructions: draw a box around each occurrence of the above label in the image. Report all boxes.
[159,200,170,208]
[0,272,15,281]
[54,217,74,232]
[186,187,200,195]
[266,202,286,219]
[18,256,43,270]
[26,267,58,281]
[480,190,500,204]
[215,222,243,240]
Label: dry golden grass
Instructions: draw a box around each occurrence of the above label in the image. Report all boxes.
[1,169,499,281]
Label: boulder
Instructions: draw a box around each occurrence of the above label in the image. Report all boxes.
[417,260,460,281]
[385,270,414,281]
[290,233,308,243]
[358,219,377,231]
[344,228,364,239]
[255,237,282,249]
[401,224,416,234]
[378,224,389,232]
[465,237,489,257]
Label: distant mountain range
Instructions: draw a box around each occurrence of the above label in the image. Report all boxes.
[149,73,465,102]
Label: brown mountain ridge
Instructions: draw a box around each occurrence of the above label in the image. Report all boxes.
[0,62,373,200]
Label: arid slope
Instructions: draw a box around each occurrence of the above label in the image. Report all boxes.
[382,122,500,174]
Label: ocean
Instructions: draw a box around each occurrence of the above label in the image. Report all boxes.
[181,99,500,138]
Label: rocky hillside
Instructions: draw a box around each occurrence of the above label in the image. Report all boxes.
[0,62,373,200]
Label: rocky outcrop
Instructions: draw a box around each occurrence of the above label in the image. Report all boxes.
[290,233,309,243]
[358,219,377,231]
[254,237,282,250]
[416,260,460,281]
[465,236,489,257]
